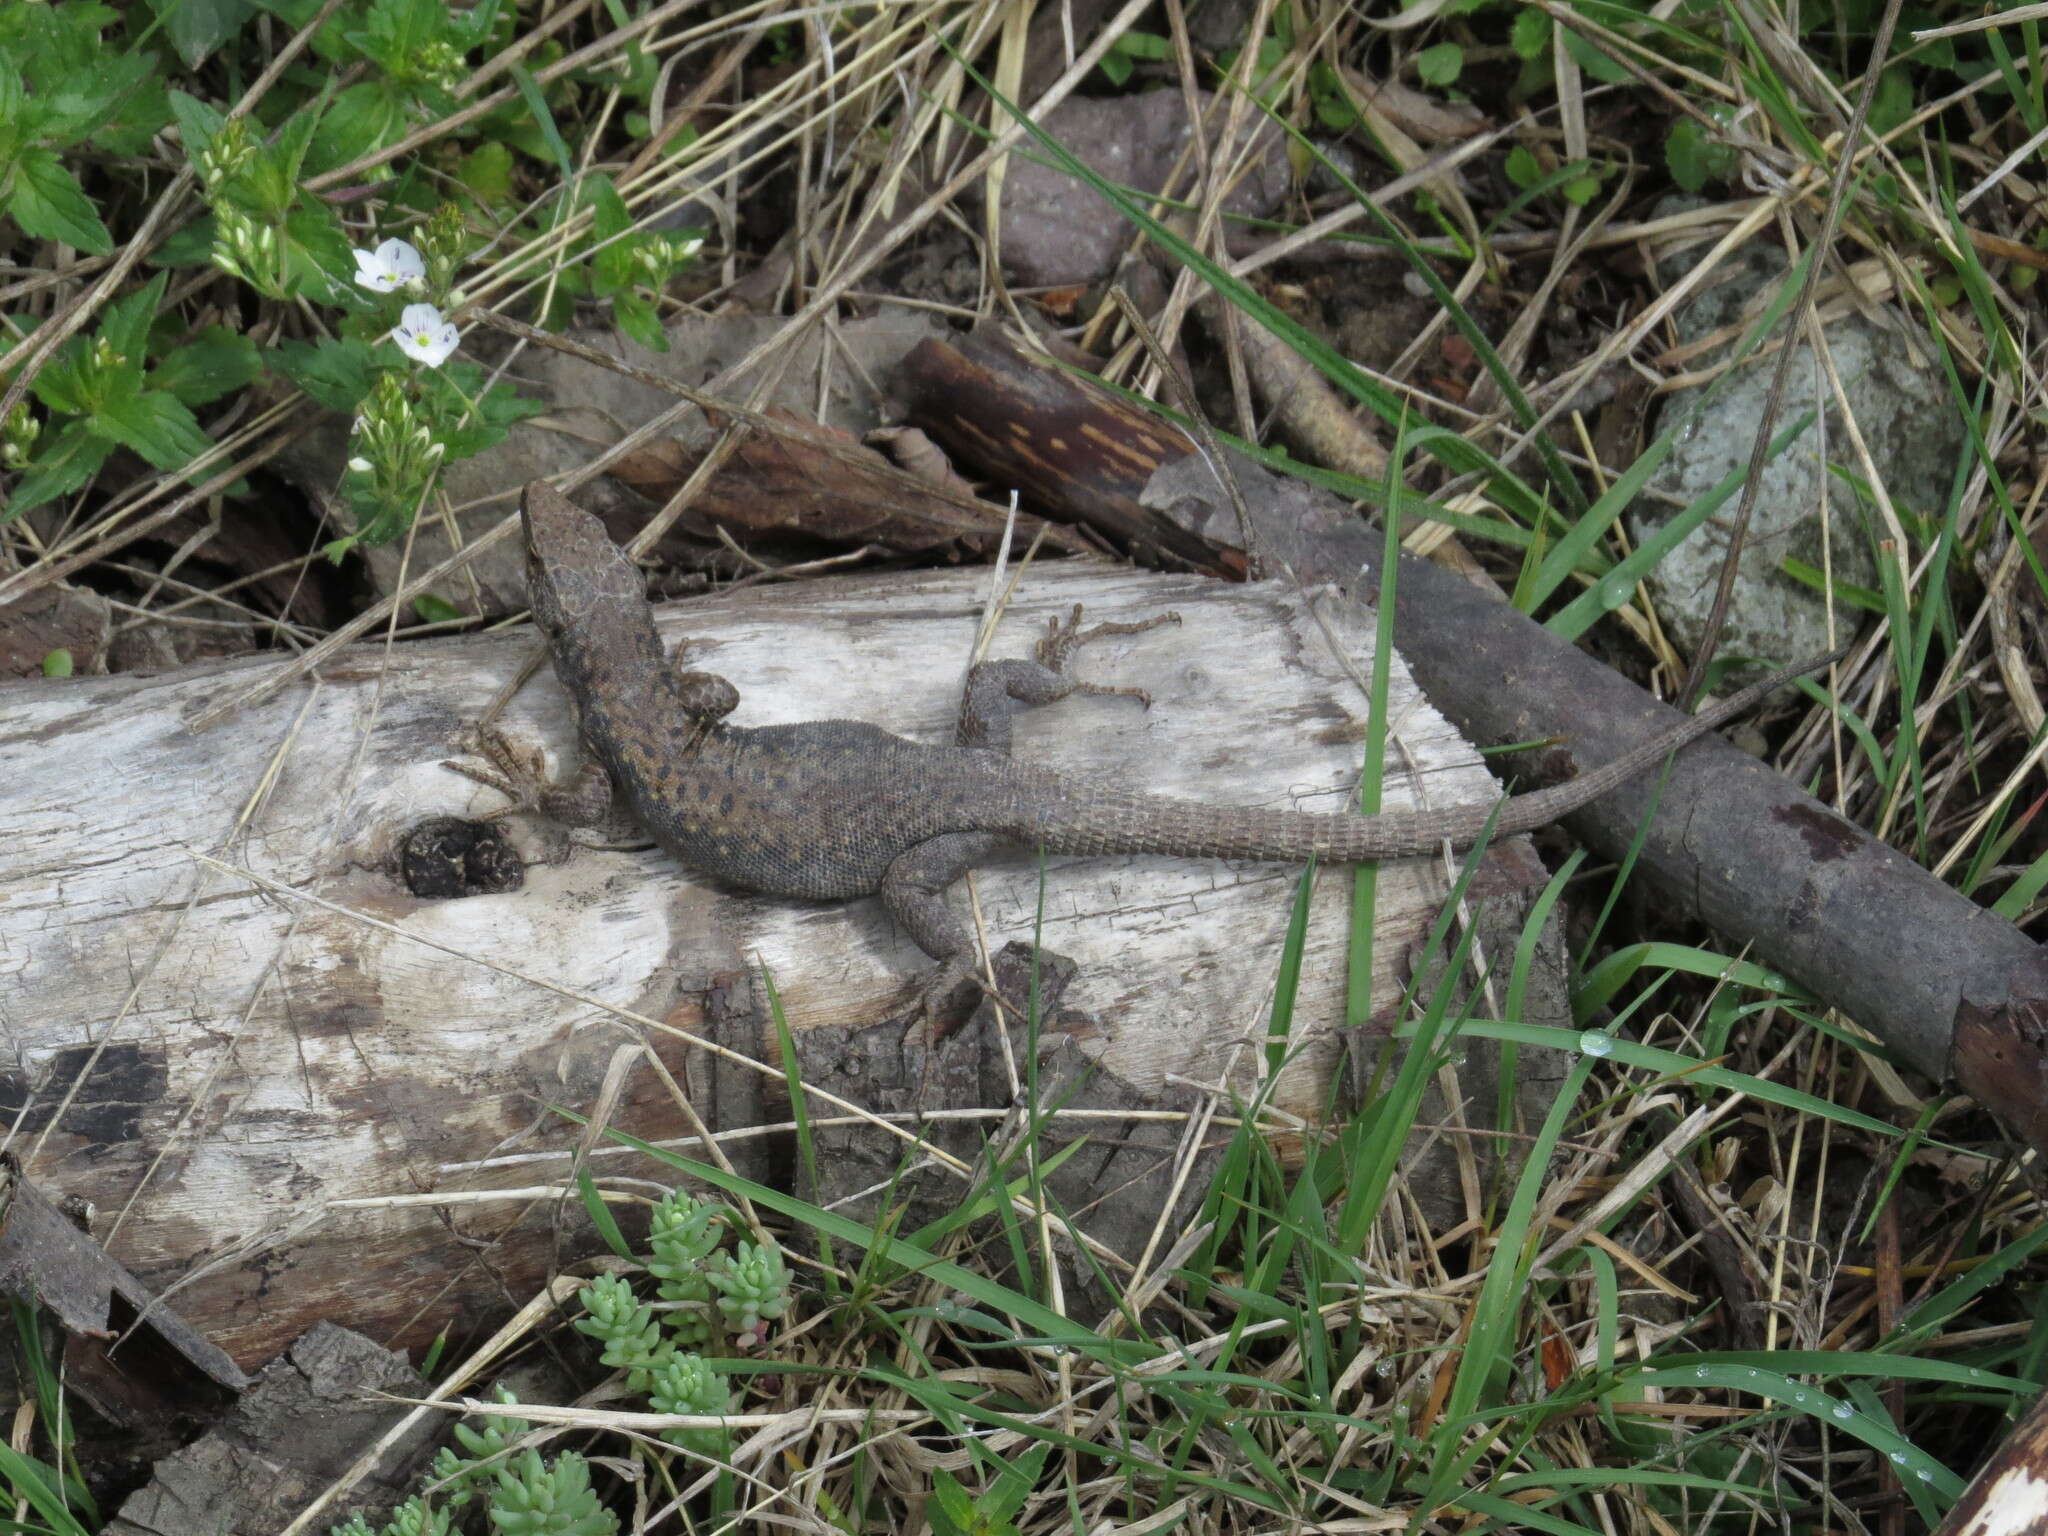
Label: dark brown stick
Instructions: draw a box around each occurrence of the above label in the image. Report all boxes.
[1359,540,2048,1160]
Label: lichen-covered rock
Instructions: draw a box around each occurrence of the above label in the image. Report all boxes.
[1629,218,1962,670]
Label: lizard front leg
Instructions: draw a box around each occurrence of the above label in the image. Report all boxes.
[956,604,1181,754]
[663,638,742,729]
[447,647,740,823]
[445,730,616,827]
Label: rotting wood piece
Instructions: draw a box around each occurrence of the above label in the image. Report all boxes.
[103,1323,442,1536]
[0,1157,245,1445]
[900,329,1246,577]
[607,407,1035,558]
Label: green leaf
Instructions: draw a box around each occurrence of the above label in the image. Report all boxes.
[537,278,580,332]
[150,326,261,406]
[84,70,171,158]
[41,648,75,677]
[271,337,379,412]
[455,140,514,209]
[7,148,113,255]
[433,373,546,460]
[575,1168,636,1260]
[239,143,295,220]
[92,388,213,472]
[1868,66,1913,138]
[305,81,400,179]
[1665,118,1708,193]
[473,95,556,163]
[1666,113,1738,193]
[39,49,154,145]
[3,2,126,74]
[0,54,37,137]
[1559,26,1631,85]
[166,89,225,171]
[413,593,463,624]
[261,90,331,211]
[1111,29,1171,59]
[1308,61,1357,129]
[347,0,443,71]
[4,421,113,520]
[100,272,168,365]
[447,0,502,50]
[1510,7,1549,59]
[927,1469,982,1536]
[145,0,256,69]
[1504,143,1540,191]
[150,213,219,268]
[583,172,631,241]
[436,399,544,460]
[610,291,668,353]
[1416,42,1462,86]
[31,339,97,416]
[979,1442,1049,1522]
[509,62,573,181]
[591,244,632,298]
[282,203,358,301]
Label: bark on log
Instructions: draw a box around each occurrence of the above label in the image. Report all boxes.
[0,563,1517,1367]
[1935,1377,2048,1536]
[105,1323,439,1536]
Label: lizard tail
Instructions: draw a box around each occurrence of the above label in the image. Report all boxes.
[1013,785,1476,863]
[1002,645,1845,865]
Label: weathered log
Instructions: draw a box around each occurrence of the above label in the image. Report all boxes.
[0,563,1507,1366]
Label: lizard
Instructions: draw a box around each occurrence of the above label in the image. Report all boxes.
[451,479,1839,1018]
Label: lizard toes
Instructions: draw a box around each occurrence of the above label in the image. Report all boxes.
[444,727,550,815]
[916,963,986,1039]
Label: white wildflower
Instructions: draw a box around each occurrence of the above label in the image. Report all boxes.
[388,303,459,367]
[354,238,426,295]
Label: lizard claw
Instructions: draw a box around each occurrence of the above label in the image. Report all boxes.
[915,962,986,1040]
[910,943,1094,1041]
[1035,604,1183,709]
[443,727,549,817]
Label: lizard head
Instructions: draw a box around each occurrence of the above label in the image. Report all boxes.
[519,481,667,685]
[520,481,645,635]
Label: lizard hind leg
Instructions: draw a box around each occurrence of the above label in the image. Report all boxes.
[956,603,1182,754]
[1037,602,1181,683]
[879,831,1005,1032]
